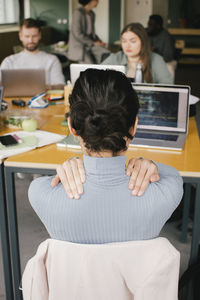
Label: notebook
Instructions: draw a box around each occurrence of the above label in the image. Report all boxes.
[0,130,63,159]
[130,83,190,150]
[57,135,81,149]
[70,63,126,84]
[1,69,46,97]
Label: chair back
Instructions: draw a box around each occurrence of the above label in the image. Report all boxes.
[22,237,180,300]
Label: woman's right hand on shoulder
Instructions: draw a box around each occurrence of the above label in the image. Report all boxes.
[51,157,85,200]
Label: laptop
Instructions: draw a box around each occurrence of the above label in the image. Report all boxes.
[70,63,126,85]
[1,69,46,97]
[130,83,190,150]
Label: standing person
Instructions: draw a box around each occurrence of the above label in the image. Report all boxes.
[102,23,173,84]
[29,69,183,244]
[67,0,110,64]
[147,14,176,79]
[0,18,65,88]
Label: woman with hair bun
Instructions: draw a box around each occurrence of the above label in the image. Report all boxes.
[67,0,110,63]
[29,69,182,244]
[102,22,173,84]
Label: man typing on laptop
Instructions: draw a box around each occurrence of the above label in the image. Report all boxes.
[0,18,65,90]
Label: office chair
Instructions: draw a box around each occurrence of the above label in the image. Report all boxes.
[22,237,180,300]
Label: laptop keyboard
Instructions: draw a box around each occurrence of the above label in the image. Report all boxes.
[135,132,179,141]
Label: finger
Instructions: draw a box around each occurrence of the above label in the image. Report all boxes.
[137,168,153,196]
[128,159,142,190]
[131,162,148,195]
[56,164,74,199]
[126,158,137,176]
[137,164,159,196]
[76,158,86,183]
[51,175,60,187]
[62,161,80,199]
[150,174,160,182]
[69,159,84,195]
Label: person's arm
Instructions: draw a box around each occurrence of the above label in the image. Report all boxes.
[49,56,65,85]
[71,9,94,47]
[1,57,12,71]
[51,157,160,199]
[1,57,12,82]
[161,33,175,63]
[151,53,173,84]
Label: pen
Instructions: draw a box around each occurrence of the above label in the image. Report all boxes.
[13,134,23,144]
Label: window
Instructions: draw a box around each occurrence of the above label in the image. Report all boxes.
[0,0,19,24]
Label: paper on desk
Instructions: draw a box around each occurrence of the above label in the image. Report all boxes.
[0,130,63,159]
[189,94,199,105]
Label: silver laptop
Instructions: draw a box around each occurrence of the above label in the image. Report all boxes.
[1,69,46,97]
[130,83,190,150]
[70,63,126,85]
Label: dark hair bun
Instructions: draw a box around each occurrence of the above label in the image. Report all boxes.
[70,69,139,155]
[87,114,101,128]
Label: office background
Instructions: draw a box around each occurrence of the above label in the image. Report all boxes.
[0,1,200,299]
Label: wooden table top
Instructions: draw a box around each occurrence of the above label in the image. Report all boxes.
[4,110,200,177]
[2,100,200,177]
[0,97,68,133]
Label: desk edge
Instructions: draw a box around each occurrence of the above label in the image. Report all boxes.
[4,161,58,170]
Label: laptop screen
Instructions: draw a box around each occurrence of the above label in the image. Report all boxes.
[132,84,189,133]
[2,69,46,97]
[70,64,126,85]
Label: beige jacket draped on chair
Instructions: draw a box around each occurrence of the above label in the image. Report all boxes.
[22,237,180,300]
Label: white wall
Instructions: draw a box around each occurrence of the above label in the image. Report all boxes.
[152,0,169,27]
[125,0,152,27]
[93,0,109,43]
[124,0,169,28]
[24,0,31,18]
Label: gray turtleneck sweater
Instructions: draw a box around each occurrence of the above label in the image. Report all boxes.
[29,155,183,243]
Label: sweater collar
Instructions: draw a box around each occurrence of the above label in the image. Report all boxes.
[83,155,127,176]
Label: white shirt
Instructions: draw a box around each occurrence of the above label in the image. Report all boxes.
[0,50,65,85]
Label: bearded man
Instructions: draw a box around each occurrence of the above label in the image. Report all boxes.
[0,18,65,88]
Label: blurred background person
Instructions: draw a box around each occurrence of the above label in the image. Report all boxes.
[67,0,110,64]
[0,18,65,89]
[102,23,173,84]
[147,14,177,80]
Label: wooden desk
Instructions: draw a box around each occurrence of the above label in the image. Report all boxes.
[5,116,199,177]
[168,28,200,36]
[2,102,200,300]
[168,28,200,66]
